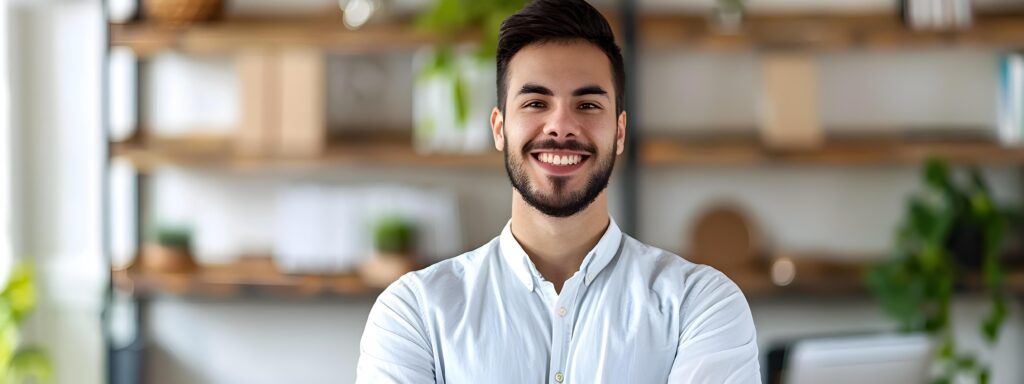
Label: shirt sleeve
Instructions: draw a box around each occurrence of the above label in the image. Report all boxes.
[667,268,761,383]
[356,276,437,384]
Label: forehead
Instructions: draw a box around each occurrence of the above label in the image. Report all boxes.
[506,41,614,96]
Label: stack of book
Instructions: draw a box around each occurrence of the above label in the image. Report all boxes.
[999,52,1024,145]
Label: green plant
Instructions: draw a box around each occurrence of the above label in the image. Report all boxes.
[153,225,192,250]
[717,0,744,13]
[0,262,51,383]
[416,0,528,126]
[868,157,1011,384]
[373,217,417,256]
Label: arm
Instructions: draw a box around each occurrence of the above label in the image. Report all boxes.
[356,277,437,384]
[667,269,761,384]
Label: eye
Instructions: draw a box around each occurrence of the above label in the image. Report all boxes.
[523,101,546,109]
[578,102,601,110]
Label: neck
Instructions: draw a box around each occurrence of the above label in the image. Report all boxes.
[509,191,610,294]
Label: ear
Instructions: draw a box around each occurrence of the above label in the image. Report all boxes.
[491,107,505,151]
[615,111,627,155]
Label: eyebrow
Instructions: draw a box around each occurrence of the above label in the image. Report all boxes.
[517,83,553,97]
[572,85,608,98]
[515,83,610,99]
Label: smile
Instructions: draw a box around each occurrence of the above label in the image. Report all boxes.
[529,150,592,175]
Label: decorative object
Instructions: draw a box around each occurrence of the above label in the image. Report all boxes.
[273,186,461,273]
[867,157,1013,383]
[412,0,528,153]
[413,48,495,153]
[0,262,51,383]
[713,0,744,31]
[759,53,823,149]
[687,203,771,292]
[237,48,326,157]
[902,0,972,31]
[998,51,1024,145]
[143,0,224,25]
[360,216,419,288]
[688,203,761,271]
[143,225,197,273]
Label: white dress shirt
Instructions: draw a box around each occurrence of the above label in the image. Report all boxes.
[357,219,760,383]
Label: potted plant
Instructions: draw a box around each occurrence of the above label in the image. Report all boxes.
[867,157,1013,383]
[143,224,197,273]
[714,0,745,31]
[0,262,52,383]
[412,0,528,153]
[359,216,419,288]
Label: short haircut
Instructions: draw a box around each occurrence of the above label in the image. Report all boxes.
[496,0,626,115]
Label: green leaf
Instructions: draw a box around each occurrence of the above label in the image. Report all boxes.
[1,264,35,324]
[10,348,52,384]
[452,72,469,127]
[924,157,951,192]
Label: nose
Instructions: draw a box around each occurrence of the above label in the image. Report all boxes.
[542,103,581,139]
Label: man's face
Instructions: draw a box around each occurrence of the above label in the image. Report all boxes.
[492,41,626,218]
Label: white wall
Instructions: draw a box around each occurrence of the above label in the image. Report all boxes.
[10,2,106,384]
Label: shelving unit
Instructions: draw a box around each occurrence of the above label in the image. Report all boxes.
[103,5,1024,384]
[104,8,1024,302]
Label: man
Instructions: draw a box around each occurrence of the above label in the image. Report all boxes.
[357,0,760,382]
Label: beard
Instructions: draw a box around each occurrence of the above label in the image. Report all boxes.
[504,136,616,218]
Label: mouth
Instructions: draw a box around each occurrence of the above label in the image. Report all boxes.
[529,150,592,175]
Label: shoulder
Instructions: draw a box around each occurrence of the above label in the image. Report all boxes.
[377,237,498,307]
[620,235,742,300]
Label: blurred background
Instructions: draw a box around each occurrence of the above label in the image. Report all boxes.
[4,0,1024,383]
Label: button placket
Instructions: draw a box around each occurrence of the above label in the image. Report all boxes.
[549,271,590,384]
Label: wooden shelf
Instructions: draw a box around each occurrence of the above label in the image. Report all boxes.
[109,16,471,57]
[112,257,381,299]
[109,133,504,172]
[641,12,1024,51]
[717,256,1024,300]
[111,132,1024,171]
[642,134,1024,167]
[111,254,1024,300]
[110,13,1024,56]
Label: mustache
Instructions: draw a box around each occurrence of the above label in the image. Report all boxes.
[523,139,597,155]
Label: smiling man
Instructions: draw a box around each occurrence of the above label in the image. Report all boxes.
[356,1,760,383]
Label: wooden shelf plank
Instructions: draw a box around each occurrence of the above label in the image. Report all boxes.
[109,133,504,172]
[641,12,1024,51]
[111,13,1024,56]
[712,256,1024,300]
[112,132,1024,170]
[642,134,1024,167]
[109,17,471,56]
[112,257,381,299]
[111,254,1024,300]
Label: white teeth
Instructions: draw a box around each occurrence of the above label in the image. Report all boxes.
[538,153,583,166]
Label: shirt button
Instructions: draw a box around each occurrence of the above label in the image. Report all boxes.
[558,307,567,317]
[555,372,564,383]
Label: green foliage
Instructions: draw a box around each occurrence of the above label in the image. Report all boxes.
[373,217,417,255]
[416,0,528,126]
[717,0,745,12]
[867,157,1012,383]
[0,263,51,384]
[154,225,192,250]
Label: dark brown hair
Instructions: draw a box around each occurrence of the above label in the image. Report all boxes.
[496,0,625,115]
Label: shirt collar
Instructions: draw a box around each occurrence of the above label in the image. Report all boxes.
[499,217,623,291]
